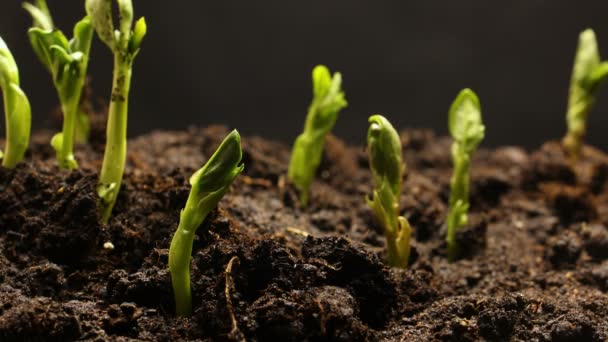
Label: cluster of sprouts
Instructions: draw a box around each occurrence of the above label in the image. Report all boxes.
[0,3,605,317]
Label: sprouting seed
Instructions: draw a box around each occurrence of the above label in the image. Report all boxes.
[169,130,244,316]
[563,29,608,160]
[366,114,412,268]
[288,65,347,206]
[446,88,485,261]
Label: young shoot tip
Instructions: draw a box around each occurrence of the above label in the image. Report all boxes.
[365,114,411,268]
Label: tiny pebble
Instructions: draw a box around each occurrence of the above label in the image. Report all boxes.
[103,241,115,250]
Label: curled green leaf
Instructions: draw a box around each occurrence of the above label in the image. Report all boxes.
[446,88,484,261]
[563,29,608,159]
[169,130,244,316]
[365,114,411,268]
[288,65,347,206]
[0,36,31,169]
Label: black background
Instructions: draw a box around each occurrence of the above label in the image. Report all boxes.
[2,1,608,148]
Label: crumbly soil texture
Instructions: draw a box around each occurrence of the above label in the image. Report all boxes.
[1,124,608,341]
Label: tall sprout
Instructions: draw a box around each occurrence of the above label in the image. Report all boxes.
[85,0,147,223]
[446,88,485,261]
[563,29,608,159]
[366,115,412,268]
[288,65,347,206]
[0,36,31,168]
[24,0,93,169]
[169,130,244,316]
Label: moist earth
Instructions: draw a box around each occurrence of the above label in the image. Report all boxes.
[1,125,608,341]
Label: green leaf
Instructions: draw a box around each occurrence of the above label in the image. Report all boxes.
[288,65,347,206]
[312,65,332,99]
[584,61,608,92]
[0,37,19,87]
[27,28,70,73]
[367,114,403,197]
[117,0,134,41]
[85,0,116,50]
[70,16,94,56]
[2,84,32,168]
[22,0,53,30]
[128,17,147,54]
[191,130,244,194]
[448,88,485,152]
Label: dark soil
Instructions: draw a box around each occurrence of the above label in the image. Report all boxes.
[1,124,608,341]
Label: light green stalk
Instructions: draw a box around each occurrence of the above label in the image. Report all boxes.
[169,130,244,316]
[288,65,347,206]
[0,36,32,168]
[25,0,93,169]
[85,0,147,223]
[366,115,412,268]
[563,29,608,160]
[446,89,485,261]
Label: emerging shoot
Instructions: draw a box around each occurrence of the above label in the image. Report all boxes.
[25,0,93,169]
[446,88,485,261]
[169,130,244,316]
[288,65,347,206]
[0,36,32,168]
[366,115,412,268]
[86,0,147,223]
[563,29,608,159]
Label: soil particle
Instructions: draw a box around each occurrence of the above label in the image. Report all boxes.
[581,223,608,260]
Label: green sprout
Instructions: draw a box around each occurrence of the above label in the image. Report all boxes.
[24,0,93,169]
[563,29,608,160]
[169,130,244,316]
[366,115,412,268]
[0,36,32,169]
[85,0,147,223]
[446,88,485,261]
[287,65,347,206]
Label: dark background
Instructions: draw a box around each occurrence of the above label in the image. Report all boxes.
[2,0,608,148]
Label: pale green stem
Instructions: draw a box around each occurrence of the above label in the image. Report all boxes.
[447,148,470,260]
[98,54,132,223]
[169,220,195,316]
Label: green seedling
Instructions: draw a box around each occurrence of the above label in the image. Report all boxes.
[0,36,32,169]
[86,0,147,223]
[446,88,485,261]
[288,65,347,206]
[366,115,412,268]
[169,130,244,316]
[24,0,93,169]
[563,29,608,159]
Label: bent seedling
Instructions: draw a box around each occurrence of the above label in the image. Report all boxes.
[86,0,147,223]
[446,88,485,261]
[563,29,608,160]
[25,0,93,169]
[0,36,32,169]
[288,65,347,206]
[169,130,244,316]
[366,115,412,268]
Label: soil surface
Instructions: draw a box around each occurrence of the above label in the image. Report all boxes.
[1,124,608,341]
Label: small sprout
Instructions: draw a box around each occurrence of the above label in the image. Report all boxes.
[169,130,244,316]
[366,115,412,268]
[0,36,32,169]
[446,88,485,261]
[86,0,147,223]
[288,65,347,206]
[563,29,608,159]
[25,0,94,169]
